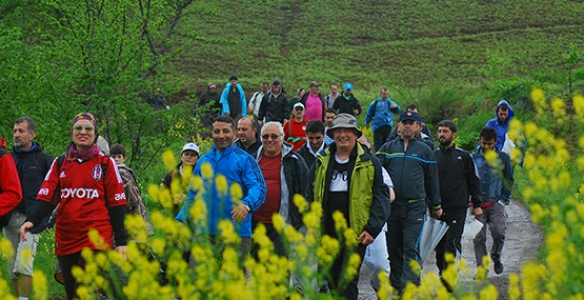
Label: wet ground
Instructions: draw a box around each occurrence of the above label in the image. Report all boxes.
[357,199,544,299]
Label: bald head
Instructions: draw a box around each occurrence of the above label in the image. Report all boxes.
[237,117,258,146]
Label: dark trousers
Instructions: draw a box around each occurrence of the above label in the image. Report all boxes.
[387,200,426,292]
[323,243,367,300]
[373,125,392,151]
[251,220,288,258]
[436,207,467,273]
[58,252,89,300]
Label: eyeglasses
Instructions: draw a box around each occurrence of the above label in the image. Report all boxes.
[295,107,304,111]
[73,125,94,132]
[262,134,281,140]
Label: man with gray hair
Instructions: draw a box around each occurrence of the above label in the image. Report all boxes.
[6,117,52,299]
[251,121,309,257]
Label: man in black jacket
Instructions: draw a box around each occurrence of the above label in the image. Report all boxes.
[252,121,308,258]
[235,117,262,157]
[376,111,442,293]
[332,83,362,116]
[199,82,222,128]
[258,79,289,125]
[5,117,52,299]
[434,120,483,278]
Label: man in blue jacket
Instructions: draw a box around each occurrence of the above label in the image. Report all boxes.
[176,116,266,260]
[473,127,514,275]
[220,75,247,123]
[484,99,514,151]
[365,88,400,151]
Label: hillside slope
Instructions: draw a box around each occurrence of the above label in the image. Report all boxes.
[169,0,584,93]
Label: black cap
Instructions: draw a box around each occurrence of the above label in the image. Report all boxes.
[399,111,422,123]
[229,75,238,81]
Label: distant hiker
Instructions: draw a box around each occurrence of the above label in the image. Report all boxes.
[484,99,514,152]
[5,117,51,299]
[220,75,247,123]
[472,127,514,275]
[236,117,262,157]
[386,104,434,144]
[248,82,269,120]
[323,108,337,146]
[296,120,326,169]
[199,82,222,128]
[300,81,326,122]
[288,88,306,112]
[283,103,307,152]
[258,79,289,125]
[333,82,362,116]
[325,84,339,109]
[365,88,401,151]
[148,87,169,110]
[434,120,482,280]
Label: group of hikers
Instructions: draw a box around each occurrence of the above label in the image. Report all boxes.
[0,75,518,299]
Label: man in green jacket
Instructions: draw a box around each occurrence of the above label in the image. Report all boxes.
[307,113,390,300]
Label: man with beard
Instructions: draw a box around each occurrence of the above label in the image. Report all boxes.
[296,120,326,169]
[434,120,482,282]
[376,111,441,293]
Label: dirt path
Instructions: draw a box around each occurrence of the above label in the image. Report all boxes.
[358,199,544,299]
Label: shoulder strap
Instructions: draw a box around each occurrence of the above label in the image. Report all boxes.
[101,156,110,208]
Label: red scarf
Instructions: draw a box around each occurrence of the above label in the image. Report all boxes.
[66,142,100,161]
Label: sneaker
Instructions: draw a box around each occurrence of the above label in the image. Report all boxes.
[494,262,504,274]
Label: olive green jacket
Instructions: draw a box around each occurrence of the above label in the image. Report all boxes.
[307,143,390,239]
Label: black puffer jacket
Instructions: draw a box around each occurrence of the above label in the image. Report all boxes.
[258,86,289,123]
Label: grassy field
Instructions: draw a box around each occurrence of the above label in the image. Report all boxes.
[167,0,584,97]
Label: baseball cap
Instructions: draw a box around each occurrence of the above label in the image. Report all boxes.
[293,102,305,110]
[399,111,422,123]
[181,142,200,155]
[309,81,320,87]
[327,113,362,138]
[343,83,353,91]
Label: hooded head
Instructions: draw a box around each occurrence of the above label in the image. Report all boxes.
[495,99,514,124]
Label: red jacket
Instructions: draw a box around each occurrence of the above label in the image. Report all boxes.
[283,118,307,152]
[37,154,126,255]
[0,150,22,216]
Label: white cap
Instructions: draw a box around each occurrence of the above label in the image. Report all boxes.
[181,142,200,155]
[293,102,305,110]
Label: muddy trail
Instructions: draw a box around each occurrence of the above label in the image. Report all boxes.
[358,199,544,299]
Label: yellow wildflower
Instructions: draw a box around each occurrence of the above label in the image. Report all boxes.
[32,270,48,300]
[272,214,286,232]
[162,149,177,172]
[216,175,228,197]
[550,97,565,120]
[332,210,347,232]
[200,162,214,179]
[573,94,584,120]
[293,194,308,213]
[480,284,498,300]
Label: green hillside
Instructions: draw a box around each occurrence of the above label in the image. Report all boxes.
[169,0,584,93]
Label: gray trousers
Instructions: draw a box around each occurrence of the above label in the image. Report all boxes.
[473,203,506,266]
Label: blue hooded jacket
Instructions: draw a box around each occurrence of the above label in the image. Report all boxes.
[485,99,514,151]
[365,97,401,132]
[220,83,247,116]
[176,144,266,238]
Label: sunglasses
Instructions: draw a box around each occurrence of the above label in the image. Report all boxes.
[73,125,94,132]
[295,107,304,111]
[262,134,281,140]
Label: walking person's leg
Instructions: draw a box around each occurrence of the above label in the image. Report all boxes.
[488,203,507,274]
[473,206,490,266]
[387,204,404,291]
